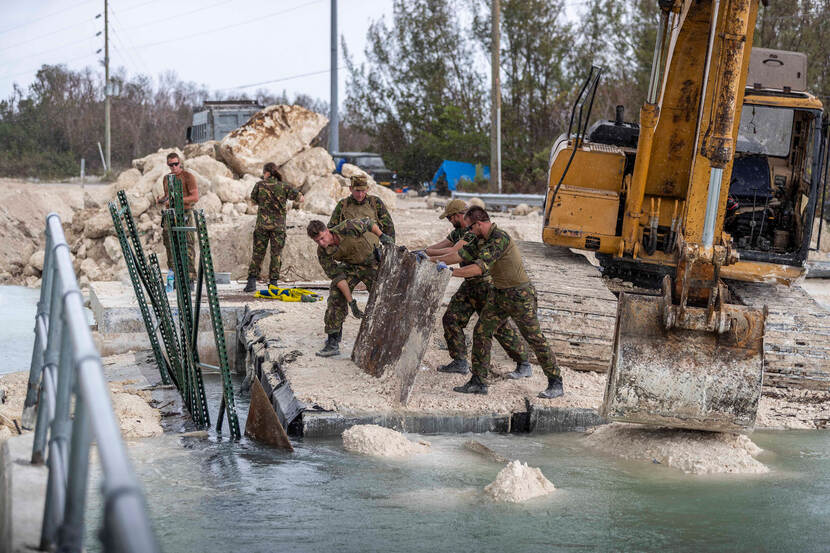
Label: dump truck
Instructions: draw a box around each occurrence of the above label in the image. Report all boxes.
[540,0,828,431]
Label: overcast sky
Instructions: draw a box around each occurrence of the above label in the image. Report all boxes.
[0,0,396,105]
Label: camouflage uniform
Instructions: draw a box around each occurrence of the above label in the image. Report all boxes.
[466,225,560,379]
[442,226,528,364]
[317,217,380,334]
[248,177,300,280]
[328,195,395,241]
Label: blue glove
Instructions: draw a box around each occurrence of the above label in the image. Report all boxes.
[414,250,428,262]
[436,261,448,272]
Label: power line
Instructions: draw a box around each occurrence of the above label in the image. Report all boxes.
[0,51,98,82]
[111,0,233,33]
[0,0,96,36]
[5,32,100,66]
[0,16,96,53]
[219,67,344,91]
[129,0,324,50]
[109,11,153,76]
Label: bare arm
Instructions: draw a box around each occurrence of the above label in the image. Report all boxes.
[431,250,463,265]
[424,238,452,255]
[451,264,483,278]
[429,239,469,258]
[335,279,353,303]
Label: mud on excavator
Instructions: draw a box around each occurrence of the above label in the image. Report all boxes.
[543,0,828,431]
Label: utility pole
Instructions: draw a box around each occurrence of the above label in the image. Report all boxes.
[104,0,111,173]
[490,0,501,193]
[328,0,339,154]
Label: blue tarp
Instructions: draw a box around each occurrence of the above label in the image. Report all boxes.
[431,160,490,191]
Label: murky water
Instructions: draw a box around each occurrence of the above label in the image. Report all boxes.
[83,374,830,553]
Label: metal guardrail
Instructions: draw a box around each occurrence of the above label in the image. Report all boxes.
[20,213,160,553]
[450,191,545,209]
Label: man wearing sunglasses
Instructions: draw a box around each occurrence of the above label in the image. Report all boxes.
[157,152,199,286]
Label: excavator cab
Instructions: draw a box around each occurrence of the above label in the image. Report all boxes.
[543,0,827,432]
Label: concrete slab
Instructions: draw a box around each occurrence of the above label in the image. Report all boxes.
[1,433,47,553]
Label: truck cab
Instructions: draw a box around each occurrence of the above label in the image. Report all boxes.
[187,100,263,143]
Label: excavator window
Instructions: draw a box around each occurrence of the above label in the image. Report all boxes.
[736,105,794,157]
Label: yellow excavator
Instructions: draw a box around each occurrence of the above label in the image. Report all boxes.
[543,0,827,431]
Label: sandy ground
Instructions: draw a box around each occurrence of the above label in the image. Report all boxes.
[484,460,556,502]
[342,424,431,457]
[0,369,162,443]
[253,291,606,417]
[583,423,769,475]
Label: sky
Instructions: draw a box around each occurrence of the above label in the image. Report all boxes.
[0,0,396,105]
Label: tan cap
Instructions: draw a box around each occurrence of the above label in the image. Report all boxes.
[349,174,369,190]
[439,198,467,220]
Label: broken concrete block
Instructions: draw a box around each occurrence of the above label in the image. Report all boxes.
[352,245,452,405]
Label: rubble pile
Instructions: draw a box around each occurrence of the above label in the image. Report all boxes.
[1,104,396,286]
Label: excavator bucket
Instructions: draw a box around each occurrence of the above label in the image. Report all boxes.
[601,292,766,432]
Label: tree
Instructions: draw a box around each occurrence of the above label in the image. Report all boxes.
[344,0,487,185]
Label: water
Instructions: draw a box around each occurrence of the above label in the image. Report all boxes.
[84,375,830,553]
[0,286,40,374]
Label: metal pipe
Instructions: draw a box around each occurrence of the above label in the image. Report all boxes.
[57,394,91,553]
[702,167,724,248]
[647,9,670,104]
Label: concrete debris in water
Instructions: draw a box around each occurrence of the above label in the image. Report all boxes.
[341,424,430,458]
[583,423,769,474]
[484,460,556,503]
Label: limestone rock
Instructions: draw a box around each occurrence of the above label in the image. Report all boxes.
[221,203,235,216]
[484,461,556,503]
[29,250,45,272]
[234,202,248,214]
[511,203,533,216]
[114,168,141,189]
[215,177,252,204]
[103,235,122,263]
[127,193,151,217]
[217,105,328,176]
[80,258,101,280]
[278,147,335,191]
[83,187,111,209]
[185,155,233,189]
[183,140,219,160]
[132,147,184,174]
[84,211,114,239]
[301,174,349,215]
[195,191,222,215]
[469,197,486,209]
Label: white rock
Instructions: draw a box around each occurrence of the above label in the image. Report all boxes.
[29,250,45,272]
[301,174,350,215]
[80,258,101,280]
[127,193,151,217]
[131,147,184,174]
[484,460,556,503]
[511,203,532,216]
[278,147,335,191]
[194,191,222,215]
[83,188,111,209]
[469,197,486,209]
[217,105,328,176]
[184,155,233,192]
[114,168,141,189]
[103,235,122,263]
[84,212,114,239]
[234,201,248,214]
[183,140,219,160]
[215,177,251,204]
[221,203,235,216]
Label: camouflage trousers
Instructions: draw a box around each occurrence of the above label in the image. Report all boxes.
[443,278,528,363]
[248,227,286,281]
[324,263,378,335]
[472,283,560,379]
[162,209,196,279]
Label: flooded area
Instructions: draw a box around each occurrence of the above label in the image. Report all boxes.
[84,375,830,553]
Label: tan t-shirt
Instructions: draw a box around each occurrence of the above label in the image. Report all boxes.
[161,170,199,209]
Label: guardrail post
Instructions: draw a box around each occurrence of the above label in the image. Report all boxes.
[57,391,91,553]
[22,230,54,430]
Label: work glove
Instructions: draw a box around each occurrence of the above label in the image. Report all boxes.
[379,233,395,246]
[414,250,428,262]
[436,261,449,272]
[349,299,364,319]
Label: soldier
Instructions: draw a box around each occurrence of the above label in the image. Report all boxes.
[428,200,530,378]
[307,217,395,357]
[437,206,564,399]
[157,152,198,287]
[329,174,395,240]
[243,162,304,292]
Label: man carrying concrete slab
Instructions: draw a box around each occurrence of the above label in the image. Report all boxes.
[308,217,394,357]
[328,174,396,241]
[436,206,564,398]
[427,200,530,378]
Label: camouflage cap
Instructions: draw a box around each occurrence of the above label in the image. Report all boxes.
[349,174,369,190]
[439,198,467,220]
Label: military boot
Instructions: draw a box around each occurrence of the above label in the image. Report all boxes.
[437,358,470,374]
[538,375,564,399]
[269,278,280,287]
[506,361,532,379]
[453,374,488,395]
[243,277,257,293]
[316,331,341,358]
